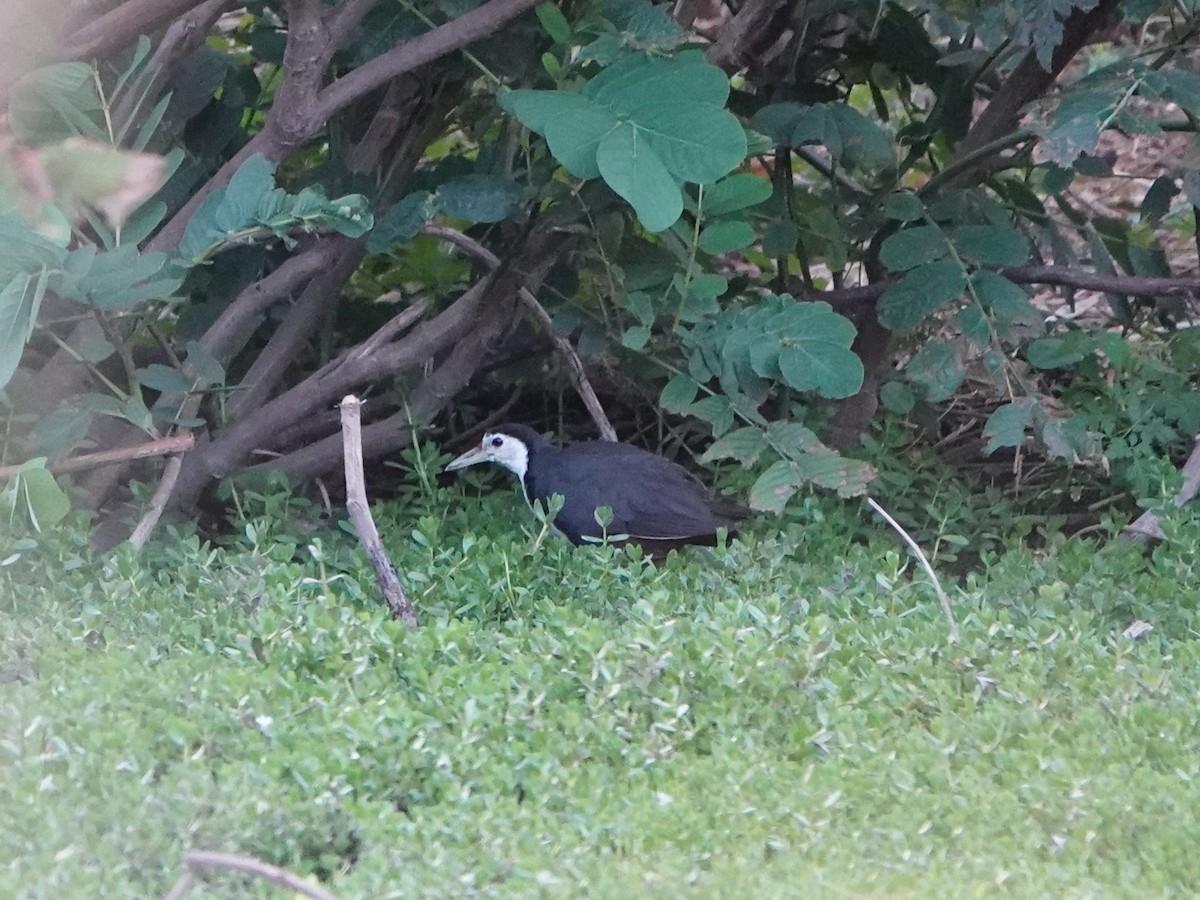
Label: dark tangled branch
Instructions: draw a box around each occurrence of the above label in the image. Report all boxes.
[806,267,1200,309]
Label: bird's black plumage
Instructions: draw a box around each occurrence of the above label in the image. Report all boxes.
[445,423,747,549]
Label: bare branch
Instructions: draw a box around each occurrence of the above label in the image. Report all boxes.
[110,0,235,132]
[999,266,1200,298]
[313,0,542,122]
[340,395,418,625]
[200,238,346,359]
[327,0,382,48]
[226,241,367,419]
[0,435,194,480]
[168,274,491,508]
[804,267,1200,309]
[422,224,617,441]
[253,294,509,480]
[63,0,220,60]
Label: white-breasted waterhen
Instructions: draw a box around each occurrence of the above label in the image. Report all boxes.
[445,424,748,551]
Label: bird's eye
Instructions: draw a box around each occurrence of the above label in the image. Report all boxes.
[490,436,504,448]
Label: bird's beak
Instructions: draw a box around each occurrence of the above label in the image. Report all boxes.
[444,443,488,472]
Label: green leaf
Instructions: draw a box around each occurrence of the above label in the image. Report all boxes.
[983,399,1036,455]
[791,449,874,498]
[0,212,69,285]
[766,421,821,456]
[686,394,734,436]
[1140,175,1179,225]
[749,459,800,513]
[953,224,1029,267]
[502,52,746,229]
[906,342,963,402]
[777,339,863,402]
[879,225,951,272]
[1026,334,1093,369]
[501,91,611,178]
[369,191,435,252]
[535,3,572,43]
[761,221,799,257]
[59,245,178,311]
[959,305,992,347]
[621,325,650,350]
[883,191,924,223]
[9,62,104,142]
[971,271,1042,331]
[689,273,728,299]
[756,103,892,169]
[185,340,226,385]
[698,219,754,254]
[877,261,967,331]
[703,174,772,216]
[436,174,519,223]
[1039,414,1097,462]
[1036,90,1108,165]
[596,123,682,232]
[621,290,655,325]
[138,363,193,393]
[223,154,276,231]
[659,373,699,412]
[0,269,50,392]
[880,381,915,414]
[700,426,767,466]
[16,466,71,530]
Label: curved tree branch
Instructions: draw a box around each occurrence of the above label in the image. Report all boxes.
[807,267,1200,309]
[62,0,221,60]
[421,224,617,441]
[312,0,542,122]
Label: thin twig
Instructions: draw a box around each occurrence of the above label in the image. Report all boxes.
[866,496,961,644]
[340,395,418,626]
[421,224,617,441]
[0,434,195,480]
[165,850,339,900]
[804,266,1200,309]
[128,454,184,551]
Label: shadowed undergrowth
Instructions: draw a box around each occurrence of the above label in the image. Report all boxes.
[3,481,1200,897]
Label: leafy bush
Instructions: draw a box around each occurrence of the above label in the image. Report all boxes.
[2,0,1199,543]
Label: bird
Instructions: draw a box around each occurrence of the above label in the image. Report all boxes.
[444,424,748,551]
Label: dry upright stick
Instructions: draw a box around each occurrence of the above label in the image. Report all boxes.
[339,395,418,626]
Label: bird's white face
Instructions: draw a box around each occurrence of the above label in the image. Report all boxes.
[444,431,529,480]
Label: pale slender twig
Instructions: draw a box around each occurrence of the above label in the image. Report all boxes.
[421,224,618,442]
[128,455,185,551]
[0,434,195,480]
[340,395,418,626]
[163,850,339,900]
[867,496,961,644]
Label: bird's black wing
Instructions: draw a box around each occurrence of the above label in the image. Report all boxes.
[549,443,744,542]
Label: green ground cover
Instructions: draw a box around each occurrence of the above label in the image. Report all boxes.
[3,483,1200,898]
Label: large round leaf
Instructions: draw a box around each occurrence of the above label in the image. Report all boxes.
[596,124,682,232]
